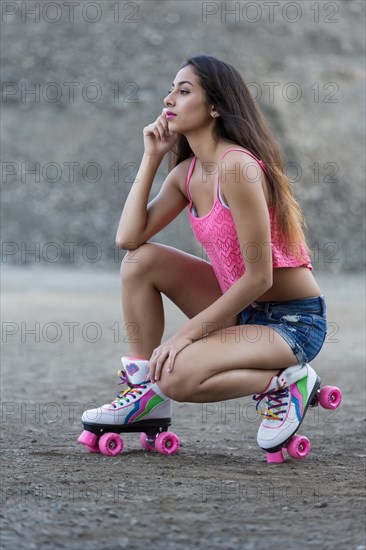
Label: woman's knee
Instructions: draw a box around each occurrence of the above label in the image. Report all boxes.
[120,243,160,283]
[158,370,191,403]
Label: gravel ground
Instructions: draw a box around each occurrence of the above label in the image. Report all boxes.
[1,266,365,550]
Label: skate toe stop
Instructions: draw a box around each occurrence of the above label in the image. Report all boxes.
[266,449,285,463]
[78,430,97,447]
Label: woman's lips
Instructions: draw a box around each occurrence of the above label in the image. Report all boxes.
[166,111,177,119]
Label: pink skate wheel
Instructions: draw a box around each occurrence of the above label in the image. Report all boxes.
[98,433,123,456]
[78,430,98,448]
[318,386,342,410]
[140,432,156,452]
[287,435,311,459]
[266,449,285,463]
[155,432,180,455]
[85,443,101,453]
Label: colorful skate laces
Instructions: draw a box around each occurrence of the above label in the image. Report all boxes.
[111,370,148,409]
[253,384,290,421]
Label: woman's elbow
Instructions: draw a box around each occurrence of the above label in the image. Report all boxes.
[248,269,273,292]
[115,238,141,251]
[260,267,273,290]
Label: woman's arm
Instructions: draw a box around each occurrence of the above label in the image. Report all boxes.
[116,111,187,249]
[116,155,189,249]
[116,153,162,248]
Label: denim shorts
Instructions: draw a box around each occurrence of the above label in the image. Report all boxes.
[237,294,327,364]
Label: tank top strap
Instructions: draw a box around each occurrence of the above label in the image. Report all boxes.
[186,155,196,204]
[187,149,268,206]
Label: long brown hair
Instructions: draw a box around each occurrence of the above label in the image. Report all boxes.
[168,54,310,253]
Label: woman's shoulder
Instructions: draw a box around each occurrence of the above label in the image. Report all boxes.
[218,146,272,206]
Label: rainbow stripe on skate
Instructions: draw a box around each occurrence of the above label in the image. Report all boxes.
[290,378,308,422]
[113,388,165,424]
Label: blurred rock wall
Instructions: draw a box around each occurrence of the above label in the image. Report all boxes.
[1,0,365,273]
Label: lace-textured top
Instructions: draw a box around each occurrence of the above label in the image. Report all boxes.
[186,148,313,293]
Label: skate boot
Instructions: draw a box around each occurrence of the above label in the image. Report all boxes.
[253,363,321,453]
[78,357,179,456]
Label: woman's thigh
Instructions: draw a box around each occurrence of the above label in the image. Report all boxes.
[157,324,298,401]
[121,243,237,326]
[157,296,327,401]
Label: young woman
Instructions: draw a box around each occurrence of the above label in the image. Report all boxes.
[82,55,327,453]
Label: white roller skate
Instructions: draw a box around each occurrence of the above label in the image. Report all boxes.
[254,363,320,453]
[78,357,179,456]
[253,363,342,463]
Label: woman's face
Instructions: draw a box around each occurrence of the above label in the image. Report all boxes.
[163,65,213,134]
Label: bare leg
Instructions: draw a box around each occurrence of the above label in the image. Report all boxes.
[121,242,298,402]
[157,325,298,402]
[120,243,235,358]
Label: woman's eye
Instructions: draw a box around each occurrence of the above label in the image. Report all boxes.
[167,90,189,95]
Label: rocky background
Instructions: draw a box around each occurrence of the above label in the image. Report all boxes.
[1,0,365,273]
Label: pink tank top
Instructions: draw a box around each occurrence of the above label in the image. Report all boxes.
[186,148,313,293]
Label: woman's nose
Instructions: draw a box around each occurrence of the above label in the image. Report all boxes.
[164,91,174,106]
